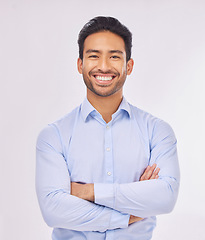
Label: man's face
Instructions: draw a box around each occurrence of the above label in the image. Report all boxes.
[77,31,134,98]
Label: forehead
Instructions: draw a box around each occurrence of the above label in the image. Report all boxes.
[83,31,126,53]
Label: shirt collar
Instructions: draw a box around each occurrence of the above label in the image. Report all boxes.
[118,97,131,118]
[81,97,131,122]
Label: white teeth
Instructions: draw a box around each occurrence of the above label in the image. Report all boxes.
[95,76,113,81]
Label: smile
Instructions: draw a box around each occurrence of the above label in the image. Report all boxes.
[95,76,113,81]
[92,73,117,84]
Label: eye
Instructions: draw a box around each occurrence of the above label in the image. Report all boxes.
[88,55,99,59]
[111,55,120,59]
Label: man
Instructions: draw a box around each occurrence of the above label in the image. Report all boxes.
[36,16,180,240]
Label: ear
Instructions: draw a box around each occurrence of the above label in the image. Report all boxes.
[126,58,134,75]
[77,58,83,74]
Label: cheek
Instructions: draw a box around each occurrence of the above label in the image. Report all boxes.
[82,65,90,75]
[82,61,96,73]
[116,63,127,75]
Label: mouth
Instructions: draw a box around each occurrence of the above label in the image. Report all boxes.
[92,74,116,85]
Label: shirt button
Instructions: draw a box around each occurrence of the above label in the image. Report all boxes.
[106,126,109,129]
[106,147,111,151]
[107,172,112,176]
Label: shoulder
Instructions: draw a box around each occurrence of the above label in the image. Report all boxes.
[53,106,80,132]
[36,105,81,148]
[129,103,176,142]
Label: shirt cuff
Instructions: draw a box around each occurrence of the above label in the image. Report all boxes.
[94,183,115,209]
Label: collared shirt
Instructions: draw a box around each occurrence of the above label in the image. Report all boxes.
[36,97,180,240]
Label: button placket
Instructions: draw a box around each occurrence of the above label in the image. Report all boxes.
[104,124,113,183]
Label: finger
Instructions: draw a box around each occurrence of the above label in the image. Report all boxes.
[140,165,151,181]
[144,163,157,179]
[135,217,144,222]
[140,164,156,181]
[129,216,144,224]
[150,167,160,179]
[150,163,157,171]
[144,165,151,174]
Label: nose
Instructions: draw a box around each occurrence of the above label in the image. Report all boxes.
[97,57,111,72]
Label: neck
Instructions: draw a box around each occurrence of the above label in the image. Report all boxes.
[87,89,123,123]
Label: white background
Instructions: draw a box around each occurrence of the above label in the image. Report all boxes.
[0,0,205,239]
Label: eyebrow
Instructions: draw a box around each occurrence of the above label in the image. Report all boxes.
[109,50,124,55]
[85,49,124,55]
[85,49,100,54]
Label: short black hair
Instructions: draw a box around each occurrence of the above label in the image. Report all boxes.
[78,16,132,62]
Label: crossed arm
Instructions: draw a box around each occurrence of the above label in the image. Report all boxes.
[71,164,160,224]
[36,122,180,231]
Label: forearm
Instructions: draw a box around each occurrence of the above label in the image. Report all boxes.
[70,179,176,221]
[71,170,179,219]
[36,187,129,232]
[94,176,179,218]
[71,164,161,220]
[70,182,143,225]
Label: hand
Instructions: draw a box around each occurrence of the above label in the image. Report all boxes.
[71,182,94,202]
[129,215,144,225]
[140,163,160,181]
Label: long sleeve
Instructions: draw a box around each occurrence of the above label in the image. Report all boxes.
[94,120,180,218]
[35,125,129,232]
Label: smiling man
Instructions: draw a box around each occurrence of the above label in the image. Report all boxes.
[36,16,180,240]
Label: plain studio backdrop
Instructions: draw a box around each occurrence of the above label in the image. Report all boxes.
[0,0,205,239]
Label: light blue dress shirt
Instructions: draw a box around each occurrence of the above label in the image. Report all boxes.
[36,97,180,240]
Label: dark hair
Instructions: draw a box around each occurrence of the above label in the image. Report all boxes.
[78,16,132,62]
